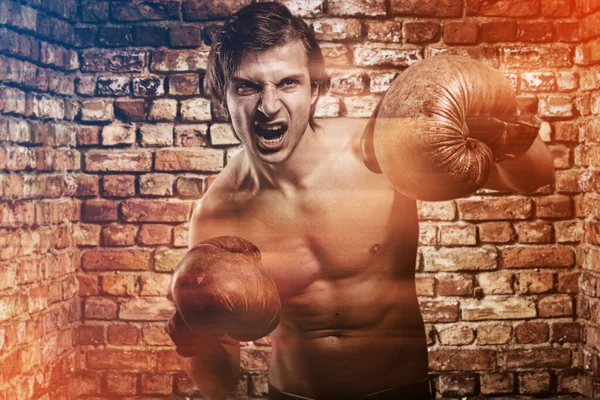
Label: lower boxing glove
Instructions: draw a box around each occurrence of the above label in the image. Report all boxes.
[168,236,281,343]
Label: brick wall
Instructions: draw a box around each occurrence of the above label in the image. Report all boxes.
[574,0,600,397]
[0,0,82,398]
[1,0,598,399]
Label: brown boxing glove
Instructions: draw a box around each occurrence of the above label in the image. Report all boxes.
[168,236,281,343]
[361,55,540,201]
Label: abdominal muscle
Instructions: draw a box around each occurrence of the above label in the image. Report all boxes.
[267,273,429,399]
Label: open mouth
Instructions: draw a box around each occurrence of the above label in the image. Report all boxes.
[254,122,288,151]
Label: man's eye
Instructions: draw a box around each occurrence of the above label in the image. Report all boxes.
[281,79,298,88]
[235,84,256,95]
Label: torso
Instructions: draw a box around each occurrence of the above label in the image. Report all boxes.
[198,118,428,398]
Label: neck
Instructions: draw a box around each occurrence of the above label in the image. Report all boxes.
[244,125,330,194]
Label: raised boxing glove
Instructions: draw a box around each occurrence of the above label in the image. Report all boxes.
[168,236,281,345]
[361,55,541,201]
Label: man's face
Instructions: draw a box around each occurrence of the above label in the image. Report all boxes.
[225,40,318,164]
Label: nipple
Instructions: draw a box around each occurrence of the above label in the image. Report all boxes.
[370,244,380,254]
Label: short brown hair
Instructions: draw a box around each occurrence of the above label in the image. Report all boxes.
[204,2,329,130]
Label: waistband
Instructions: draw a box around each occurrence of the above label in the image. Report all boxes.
[268,378,433,400]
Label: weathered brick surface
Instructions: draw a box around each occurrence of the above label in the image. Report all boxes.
[1,1,596,398]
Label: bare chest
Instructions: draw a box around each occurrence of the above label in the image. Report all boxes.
[233,186,417,300]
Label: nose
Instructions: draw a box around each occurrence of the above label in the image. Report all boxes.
[257,87,281,118]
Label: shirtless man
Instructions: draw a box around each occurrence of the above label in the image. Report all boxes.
[166,3,555,399]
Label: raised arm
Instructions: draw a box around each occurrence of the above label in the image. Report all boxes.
[167,201,241,400]
[483,136,555,194]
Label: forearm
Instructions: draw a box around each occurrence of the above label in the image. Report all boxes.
[182,335,241,400]
[483,136,555,194]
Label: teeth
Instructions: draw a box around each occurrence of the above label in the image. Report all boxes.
[256,123,285,131]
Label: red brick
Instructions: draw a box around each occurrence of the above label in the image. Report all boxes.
[330,70,367,95]
[138,224,172,246]
[539,294,574,317]
[327,0,386,16]
[121,199,192,222]
[151,49,208,72]
[480,21,517,42]
[391,0,462,17]
[101,274,137,296]
[418,200,456,220]
[119,297,173,321]
[542,0,572,16]
[149,99,177,121]
[477,272,514,295]
[502,246,575,268]
[133,76,165,97]
[552,322,581,344]
[105,371,137,395]
[517,22,554,42]
[320,43,351,66]
[85,150,152,172]
[107,323,140,345]
[478,222,515,243]
[81,249,152,271]
[515,322,549,344]
[502,348,571,368]
[438,373,476,396]
[418,223,437,245]
[520,71,556,92]
[82,199,118,222]
[352,45,422,67]
[557,271,579,293]
[443,22,478,44]
[438,325,475,345]
[77,325,105,346]
[168,73,200,96]
[555,170,581,193]
[457,197,532,220]
[467,0,539,16]
[101,223,138,246]
[415,275,435,296]
[87,349,152,370]
[313,19,362,41]
[169,26,201,48]
[538,94,574,118]
[502,45,573,68]
[422,247,497,271]
[419,300,459,322]
[142,324,172,346]
[155,148,224,172]
[429,349,496,371]
[139,273,170,296]
[555,21,580,42]
[174,124,208,147]
[518,271,554,294]
[365,20,402,43]
[139,373,172,395]
[437,274,473,296]
[101,175,136,198]
[156,350,185,372]
[404,22,441,43]
[480,372,514,394]
[477,324,512,345]
[76,125,101,146]
[114,98,146,121]
[439,223,476,246]
[515,221,553,243]
[84,297,118,319]
[552,144,571,169]
[520,370,551,394]
[462,297,536,321]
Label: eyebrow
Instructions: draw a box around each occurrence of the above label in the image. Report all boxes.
[231,74,306,86]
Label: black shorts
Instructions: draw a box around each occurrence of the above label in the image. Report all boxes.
[268,378,434,400]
